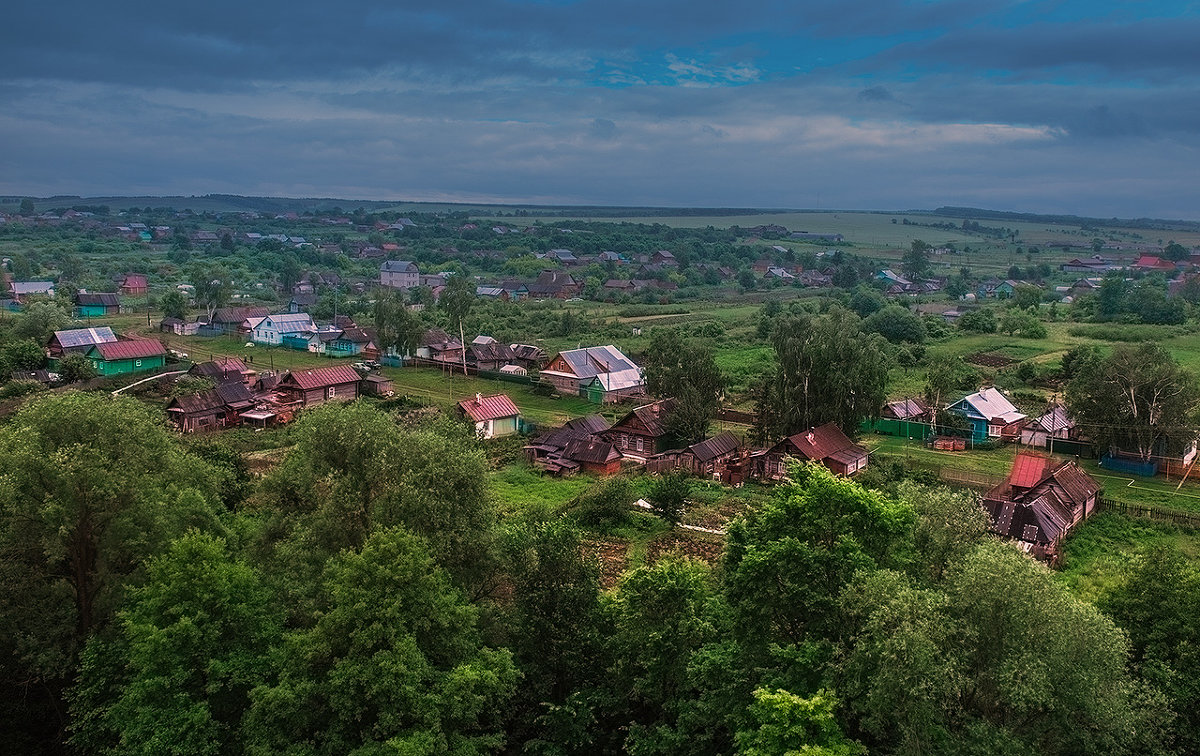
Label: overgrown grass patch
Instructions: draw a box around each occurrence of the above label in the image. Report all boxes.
[1059,513,1200,602]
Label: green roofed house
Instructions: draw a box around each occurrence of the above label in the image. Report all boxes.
[85,339,167,376]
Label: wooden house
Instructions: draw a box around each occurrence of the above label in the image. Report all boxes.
[119,273,148,296]
[982,453,1101,562]
[599,399,677,461]
[756,423,868,479]
[204,306,270,336]
[466,337,517,371]
[540,345,643,400]
[457,393,521,439]
[649,431,741,477]
[166,382,255,433]
[288,293,318,313]
[277,365,361,407]
[947,387,1026,443]
[85,339,167,376]
[74,292,120,317]
[562,437,623,475]
[416,328,464,364]
[524,415,616,475]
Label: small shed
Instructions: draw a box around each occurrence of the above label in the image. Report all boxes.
[458,393,521,439]
[361,373,394,396]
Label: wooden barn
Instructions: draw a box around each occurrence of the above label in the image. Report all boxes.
[982,452,1101,563]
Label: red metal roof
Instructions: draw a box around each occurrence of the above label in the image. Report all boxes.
[91,339,166,360]
[1009,452,1051,488]
[785,422,859,461]
[458,393,520,422]
[285,365,362,390]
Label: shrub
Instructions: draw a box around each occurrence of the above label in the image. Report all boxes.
[0,379,46,400]
[957,309,996,333]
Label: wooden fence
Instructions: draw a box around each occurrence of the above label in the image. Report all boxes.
[1094,497,1200,528]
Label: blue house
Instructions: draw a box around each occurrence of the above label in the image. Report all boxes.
[946,387,1027,443]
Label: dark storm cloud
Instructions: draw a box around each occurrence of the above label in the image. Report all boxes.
[1,0,1198,217]
[857,86,895,102]
[871,18,1200,82]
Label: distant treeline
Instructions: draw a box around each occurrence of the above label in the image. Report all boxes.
[933,206,1200,233]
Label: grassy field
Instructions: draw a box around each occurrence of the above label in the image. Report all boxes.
[1059,513,1200,601]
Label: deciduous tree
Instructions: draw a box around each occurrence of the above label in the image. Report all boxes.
[1066,343,1200,461]
[243,528,517,755]
[767,307,888,436]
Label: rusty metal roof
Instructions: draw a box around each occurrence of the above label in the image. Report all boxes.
[90,339,166,360]
[283,365,362,390]
[458,393,520,422]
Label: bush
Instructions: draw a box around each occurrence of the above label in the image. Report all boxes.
[570,477,633,530]
[58,353,97,383]
[957,309,996,333]
[648,472,691,526]
[0,379,46,400]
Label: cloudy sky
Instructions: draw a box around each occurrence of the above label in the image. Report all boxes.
[1,0,1196,217]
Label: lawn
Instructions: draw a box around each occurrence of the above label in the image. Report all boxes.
[1059,513,1200,602]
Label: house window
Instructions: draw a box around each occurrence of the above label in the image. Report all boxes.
[327,386,336,399]
[988,425,1001,438]
[636,437,644,453]
[134,360,142,367]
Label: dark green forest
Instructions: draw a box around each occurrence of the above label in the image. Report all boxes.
[2,393,1197,755]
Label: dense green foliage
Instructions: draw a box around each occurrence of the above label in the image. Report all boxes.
[0,395,1194,754]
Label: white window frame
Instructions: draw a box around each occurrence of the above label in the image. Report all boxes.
[327,386,336,399]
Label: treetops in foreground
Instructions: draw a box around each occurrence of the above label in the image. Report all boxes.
[0,393,1194,754]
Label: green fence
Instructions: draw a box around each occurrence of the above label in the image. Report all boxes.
[861,418,935,440]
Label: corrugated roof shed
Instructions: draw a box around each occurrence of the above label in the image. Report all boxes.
[260,313,315,331]
[1009,452,1051,489]
[688,431,740,462]
[563,437,622,465]
[75,292,120,307]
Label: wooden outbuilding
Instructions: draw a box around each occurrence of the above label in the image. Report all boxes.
[982,452,1101,563]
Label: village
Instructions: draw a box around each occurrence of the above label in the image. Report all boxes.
[6,201,1200,755]
[5,204,1200,577]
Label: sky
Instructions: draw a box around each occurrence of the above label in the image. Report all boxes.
[1,0,1197,218]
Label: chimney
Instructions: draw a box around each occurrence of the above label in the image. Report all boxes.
[806,432,815,443]
[475,392,482,404]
